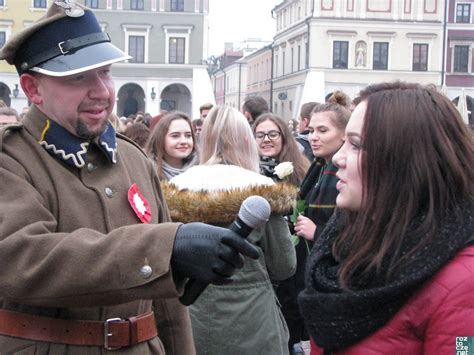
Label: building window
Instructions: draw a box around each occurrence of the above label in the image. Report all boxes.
[373,42,389,70]
[266,58,270,79]
[161,100,176,111]
[169,37,185,64]
[129,36,145,63]
[333,41,348,69]
[85,0,99,8]
[0,32,5,47]
[0,0,4,6]
[282,50,286,75]
[412,43,428,71]
[305,42,309,69]
[291,47,294,72]
[453,45,469,72]
[456,3,471,23]
[34,0,47,8]
[297,45,301,71]
[171,0,184,11]
[275,54,279,76]
[130,0,144,10]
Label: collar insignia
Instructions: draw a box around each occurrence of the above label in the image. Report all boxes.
[55,0,85,17]
[39,119,117,168]
[128,184,152,224]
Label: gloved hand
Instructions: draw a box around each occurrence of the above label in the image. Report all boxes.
[171,222,260,284]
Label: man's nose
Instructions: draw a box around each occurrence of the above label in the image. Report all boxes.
[89,77,110,99]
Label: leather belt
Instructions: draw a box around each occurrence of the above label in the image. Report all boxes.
[0,309,157,350]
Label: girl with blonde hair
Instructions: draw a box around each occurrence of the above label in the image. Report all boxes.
[163,106,297,355]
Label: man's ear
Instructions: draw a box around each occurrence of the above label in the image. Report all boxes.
[20,73,42,105]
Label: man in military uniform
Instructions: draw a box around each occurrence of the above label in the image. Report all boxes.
[0,1,258,353]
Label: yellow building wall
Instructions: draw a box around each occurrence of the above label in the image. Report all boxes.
[0,0,47,73]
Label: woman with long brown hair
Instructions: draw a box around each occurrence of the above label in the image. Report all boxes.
[253,113,310,186]
[144,111,197,181]
[299,82,474,354]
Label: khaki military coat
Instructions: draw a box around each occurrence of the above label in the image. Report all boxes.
[0,106,194,354]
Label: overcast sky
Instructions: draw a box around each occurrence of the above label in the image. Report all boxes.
[207,0,280,56]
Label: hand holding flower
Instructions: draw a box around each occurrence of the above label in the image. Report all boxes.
[294,215,316,241]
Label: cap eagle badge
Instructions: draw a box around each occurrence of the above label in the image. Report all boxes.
[54,0,85,17]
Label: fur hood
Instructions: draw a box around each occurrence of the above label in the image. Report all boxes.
[162,164,298,224]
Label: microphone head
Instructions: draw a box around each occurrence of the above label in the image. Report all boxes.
[238,195,271,229]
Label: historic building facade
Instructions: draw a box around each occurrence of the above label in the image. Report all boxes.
[271,0,446,119]
[0,0,214,118]
[444,0,474,97]
[209,0,472,123]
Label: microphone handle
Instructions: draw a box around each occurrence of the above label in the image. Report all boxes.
[228,216,254,238]
[179,216,255,306]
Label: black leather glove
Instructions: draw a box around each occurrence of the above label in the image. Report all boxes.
[171,222,259,284]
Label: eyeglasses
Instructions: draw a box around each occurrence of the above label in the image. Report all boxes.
[255,130,281,140]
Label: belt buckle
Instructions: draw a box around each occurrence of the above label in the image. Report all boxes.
[104,317,123,350]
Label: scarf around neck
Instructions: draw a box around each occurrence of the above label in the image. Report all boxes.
[298,200,474,351]
[161,154,197,181]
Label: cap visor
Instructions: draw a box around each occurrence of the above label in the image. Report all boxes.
[30,42,131,77]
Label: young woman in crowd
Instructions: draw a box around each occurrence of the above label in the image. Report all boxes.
[253,113,310,186]
[162,106,297,355]
[280,92,351,354]
[145,111,197,181]
[294,90,351,242]
[299,82,474,354]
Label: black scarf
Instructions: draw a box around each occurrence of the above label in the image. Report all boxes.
[259,156,280,181]
[298,200,474,352]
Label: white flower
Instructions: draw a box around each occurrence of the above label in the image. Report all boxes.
[274,161,294,180]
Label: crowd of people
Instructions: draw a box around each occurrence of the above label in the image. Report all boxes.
[0,2,472,355]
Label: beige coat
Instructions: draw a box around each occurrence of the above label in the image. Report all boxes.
[0,106,194,354]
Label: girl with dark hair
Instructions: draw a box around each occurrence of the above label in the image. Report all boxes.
[144,111,197,181]
[299,82,474,354]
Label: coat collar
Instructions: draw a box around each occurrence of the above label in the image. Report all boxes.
[163,164,297,224]
[25,105,117,168]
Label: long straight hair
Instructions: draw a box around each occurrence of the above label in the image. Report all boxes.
[144,111,196,180]
[253,113,310,185]
[333,82,474,288]
[199,106,260,172]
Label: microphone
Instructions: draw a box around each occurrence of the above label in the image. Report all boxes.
[179,195,271,306]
